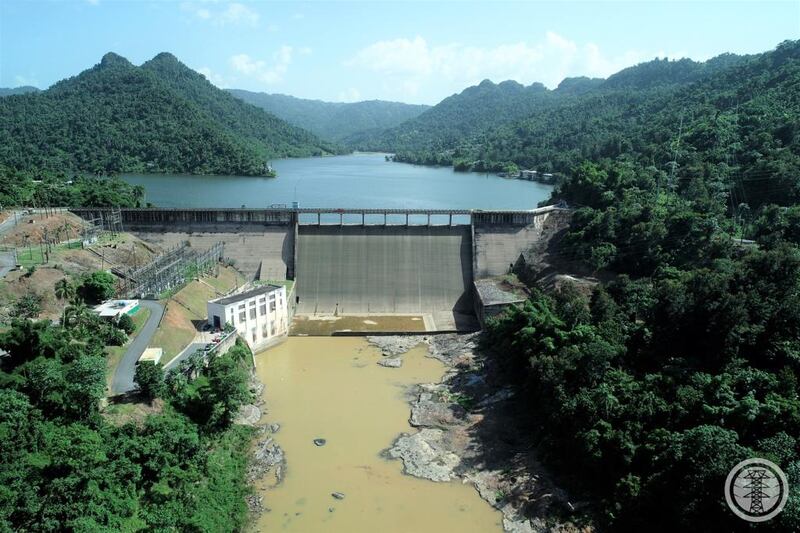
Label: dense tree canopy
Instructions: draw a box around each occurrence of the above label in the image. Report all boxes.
[0,166,144,208]
[0,285,254,530]
[485,154,800,528]
[0,52,340,177]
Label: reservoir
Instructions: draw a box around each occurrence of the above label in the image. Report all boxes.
[253,337,503,532]
[122,152,553,209]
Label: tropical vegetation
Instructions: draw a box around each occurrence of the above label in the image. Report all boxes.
[0,52,340,177]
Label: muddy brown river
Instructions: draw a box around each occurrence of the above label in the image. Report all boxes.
[253,337,503,532]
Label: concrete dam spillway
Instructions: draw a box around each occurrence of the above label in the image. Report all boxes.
[70,207,569,331]
[296,224,473,315]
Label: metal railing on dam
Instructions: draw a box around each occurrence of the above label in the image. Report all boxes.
[70,206,562,227]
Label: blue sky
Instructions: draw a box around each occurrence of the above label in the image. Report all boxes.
[1,1,797,104]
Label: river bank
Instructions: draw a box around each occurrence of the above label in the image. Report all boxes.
[368,333,589,533]
[245,337,503,532]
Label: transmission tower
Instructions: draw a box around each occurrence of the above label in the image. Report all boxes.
[743,468,771,514]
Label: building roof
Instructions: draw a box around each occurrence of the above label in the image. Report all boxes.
[139,348,163,364]
[211,284,281,306]
[474,277,528,306]
[93,299,139,317]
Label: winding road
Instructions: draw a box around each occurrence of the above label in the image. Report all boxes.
[111,300,164,395]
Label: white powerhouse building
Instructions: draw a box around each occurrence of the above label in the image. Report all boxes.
[207,284,288,350]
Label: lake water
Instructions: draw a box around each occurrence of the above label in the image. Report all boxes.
[122,153,553,210]
[253,337,503,532]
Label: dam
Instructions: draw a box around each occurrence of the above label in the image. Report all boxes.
[71,206,570,331]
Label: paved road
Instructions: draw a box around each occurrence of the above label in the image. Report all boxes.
[0,211,22,279]
[111,300,164,395]
[0,210,21,236]
[164,341,208,372]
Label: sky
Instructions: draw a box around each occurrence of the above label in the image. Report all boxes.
[0,1,798,105]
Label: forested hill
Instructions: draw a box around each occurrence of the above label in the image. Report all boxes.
[355,79,555,161]
[361,46,797,177]
[477,40,800,206]
[227,89,429,144]
[0,52,339,176]
[0,86,40,97]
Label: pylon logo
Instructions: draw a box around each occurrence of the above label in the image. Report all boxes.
[725,458,789,522]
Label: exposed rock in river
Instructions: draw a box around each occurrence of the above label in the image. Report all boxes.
[235,404,262,426]
[386,428,461,482]
[409,383,467,428]
[366,335,427,357]
[248,432,286,486]
[377,357,403,368]
[370,334,584,533]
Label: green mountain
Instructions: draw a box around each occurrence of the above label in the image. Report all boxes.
[364,50,766,171]
[0,86,40,97]
[359,79,555,159]
[473,40,799,205]
[0,52,338,176]
[226,89,428,144]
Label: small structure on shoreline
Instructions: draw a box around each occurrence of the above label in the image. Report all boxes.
[473,276,528,326]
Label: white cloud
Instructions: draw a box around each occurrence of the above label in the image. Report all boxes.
[197,66,228,88]
[220,3,259,26]
[337,88,362,102]
[347,32,655,101]
[14,75,39,87]
[181,1,259,26]
[230,46,294,85]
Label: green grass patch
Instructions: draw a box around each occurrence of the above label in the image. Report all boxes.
[256,278,294,292]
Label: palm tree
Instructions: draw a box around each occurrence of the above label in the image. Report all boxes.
[54,278,75,301]
[55,278,77,326]
[64,302,90,331]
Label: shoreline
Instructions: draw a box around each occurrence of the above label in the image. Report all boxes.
[368,334,586,533]
[242,334,587,532]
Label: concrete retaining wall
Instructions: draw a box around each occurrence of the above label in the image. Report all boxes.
[473,207,569,278]
[134,228,294,281]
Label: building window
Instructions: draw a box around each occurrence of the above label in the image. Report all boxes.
[252,329,257,342]
[259,304,267,316]
[271,322,277,336]
[270,300,276,312]
[239,311,246,322]
[249,308,256,319]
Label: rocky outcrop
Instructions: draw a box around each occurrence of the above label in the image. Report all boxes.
[366,335,426,357]
[409,383,467,428]
[372,334,585,533]
[386,428,461,482]
[248,429,286,486]
[235,404,262,426]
